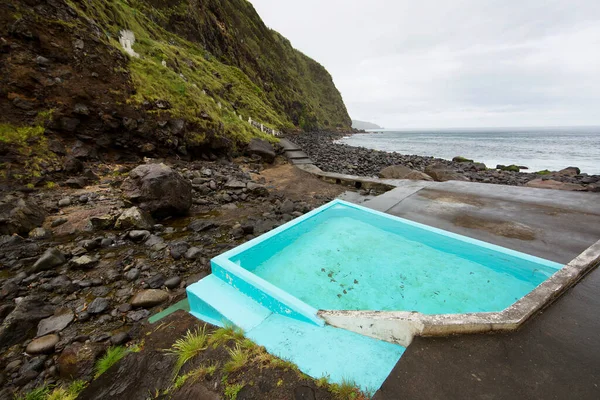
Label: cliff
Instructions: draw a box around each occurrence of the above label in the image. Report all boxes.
[352,120,383,130]
[0,0,351,183]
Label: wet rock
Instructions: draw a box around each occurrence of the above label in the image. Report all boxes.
[146,273,165,289]
[247,138,276,163]
[57,342,105,380]
[63,157,84,173]
[0,197,48,236]
[127,309,150,321]
[184,247,202,260]
[88,298,110,314]
[121,163,192,219]
[115,207,155,230]
[131,289,169,308]
[37,308,74,336]
[110,331,130,345]
[26,334,60,354]
[124,268,140,281]
[379,165,434,181]
[65,177,87,188]
[145,235,167,251]
[164,276,181,289]
[32,248,66,272]
[188,220,216,232]
[169,241,190,260]
[128,230,151,242]
[70,255,98,269]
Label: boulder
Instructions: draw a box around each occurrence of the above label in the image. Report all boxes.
[70,255,98,269]
[57,341,106,380]
[525,179,586,191]
[0,296,55,349]
[131,289,169,308]
[379,165,434,181]
[121,163,192,219]
[114,207,155,230]
[424,164,470,182]
[26,334,60,354]
[32,248,66,272]
[88,297,110,314]
[246,138,276,163]
[0,197,47,236]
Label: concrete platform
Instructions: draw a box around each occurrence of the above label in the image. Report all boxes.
[363,180,600,264]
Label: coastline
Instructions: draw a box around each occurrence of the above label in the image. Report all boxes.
[290,132,600,191]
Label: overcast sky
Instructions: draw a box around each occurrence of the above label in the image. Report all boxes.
[249,0,600,128]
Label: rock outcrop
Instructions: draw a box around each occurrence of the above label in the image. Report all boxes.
[379,165,433,181]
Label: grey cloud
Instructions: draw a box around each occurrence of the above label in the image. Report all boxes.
[249,0,600,128]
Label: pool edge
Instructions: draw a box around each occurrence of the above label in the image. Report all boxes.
[318,239,600,346]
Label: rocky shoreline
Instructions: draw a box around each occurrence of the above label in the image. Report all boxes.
[0,144,345,398]
[291,132,600,191]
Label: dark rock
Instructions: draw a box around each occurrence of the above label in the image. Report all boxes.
[32,248,66,272]
[424,164,470,182]
[279,199,295,214]
[0,197,48,236]
[127,309,150,321]
[121,163,192,219]
[294,386,316,400]
[63,157,83,174]
[169,241,190,260]
[1,281,18,300]
[184,247,202,260]
[559,166,581,176]
[188,220,216,232]
[130,289,169,308]
[26,334,59,354]
[110,332,130,345]
[246,138,276,163]
[124,268,140,281]
[60,117,81,132]
[88,298,110,314]
[73,103,89,116]
[88,215,116,230]
[51,217,68,228]
[128,230,151,242]
[246,182,269,196]
[57,342,105,380]
[164,276,181,289]
[146,273,165,289]
[65,177,87,188]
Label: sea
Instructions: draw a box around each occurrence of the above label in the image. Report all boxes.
[337,126,600,175]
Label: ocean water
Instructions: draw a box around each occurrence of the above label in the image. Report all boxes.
[337,126,600,174]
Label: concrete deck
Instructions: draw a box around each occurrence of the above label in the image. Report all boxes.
[363,180,600,264]
[362,181,600,399]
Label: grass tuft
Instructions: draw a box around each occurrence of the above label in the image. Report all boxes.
[329,378,363,400]
[224,382,245,400]
[167,326,209,377]
[95,346,130,379]
[223,343,249,374]
[209,324,245,348]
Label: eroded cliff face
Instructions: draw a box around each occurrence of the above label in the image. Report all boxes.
[0,0,350,184]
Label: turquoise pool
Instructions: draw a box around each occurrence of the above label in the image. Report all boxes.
[226,200,562,315]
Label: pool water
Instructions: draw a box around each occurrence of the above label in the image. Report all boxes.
[231,202,561,314]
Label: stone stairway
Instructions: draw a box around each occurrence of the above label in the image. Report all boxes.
[279,138,313,165]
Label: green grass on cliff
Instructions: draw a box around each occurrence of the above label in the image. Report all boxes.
[63,0,350,148]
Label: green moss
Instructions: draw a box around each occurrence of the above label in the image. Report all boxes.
[224,382,245,400]
[536,169,552,175]
[453,156,474,163]
[497,164,520,172]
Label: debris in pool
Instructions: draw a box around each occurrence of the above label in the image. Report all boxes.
[337,294,342,298]
[354,279,359,284]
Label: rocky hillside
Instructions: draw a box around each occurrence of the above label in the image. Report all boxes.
[0,0,351,185]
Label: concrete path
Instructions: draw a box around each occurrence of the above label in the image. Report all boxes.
[373,264,600,400]
[363,180,600,264]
